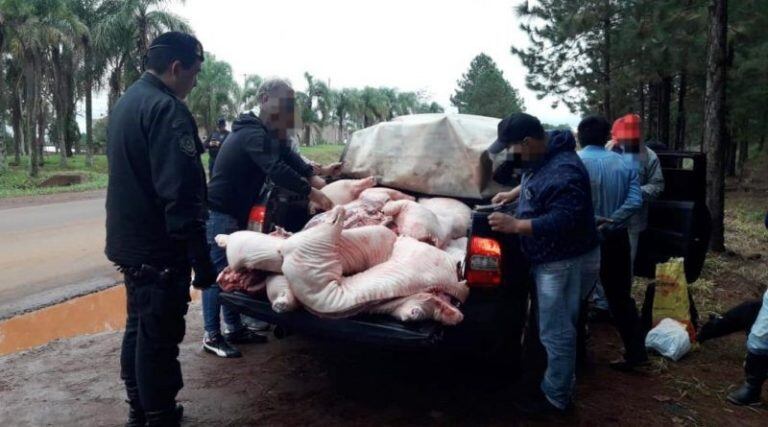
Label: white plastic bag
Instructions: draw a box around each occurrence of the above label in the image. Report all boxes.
[645,318,692,361]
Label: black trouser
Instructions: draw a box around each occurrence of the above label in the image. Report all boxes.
[120,263,191,413]
[600,228,646,360]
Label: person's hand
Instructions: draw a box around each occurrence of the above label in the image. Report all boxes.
[488,212,519,234]
[310,175,327,189]
[492,191,515,205]
[309,188,334,212]
[321,162,344,177]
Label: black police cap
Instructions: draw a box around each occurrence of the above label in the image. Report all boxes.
[487,113,545,154]
[148,31,204,62]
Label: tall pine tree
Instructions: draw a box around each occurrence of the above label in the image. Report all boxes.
[450,53,525,118]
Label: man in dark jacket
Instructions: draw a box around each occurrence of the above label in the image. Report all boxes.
[202,78,334,358]
[487,113,599,415]
[204,117,229,176]
[106,32,214,426]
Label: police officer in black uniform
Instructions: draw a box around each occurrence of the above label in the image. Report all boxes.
[204,117,229,176]
[105,32,215,427]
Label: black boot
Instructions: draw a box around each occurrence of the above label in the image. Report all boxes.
[145,404,183,427]
[125,385,146,427]
[727,352,768,406]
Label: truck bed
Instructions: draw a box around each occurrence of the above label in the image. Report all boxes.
[221,292,445,348]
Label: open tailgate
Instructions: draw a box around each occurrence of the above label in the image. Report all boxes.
[220,292,445,348]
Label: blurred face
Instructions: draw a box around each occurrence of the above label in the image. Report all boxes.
[507,134,549,170]
[260,87,296,139]
[169,59,202,99]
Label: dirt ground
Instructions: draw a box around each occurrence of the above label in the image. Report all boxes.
[1,158,767,426]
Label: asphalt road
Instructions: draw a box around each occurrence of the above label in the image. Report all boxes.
[0,191,120,319]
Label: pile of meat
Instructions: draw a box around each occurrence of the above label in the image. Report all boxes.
[215,178,472,325]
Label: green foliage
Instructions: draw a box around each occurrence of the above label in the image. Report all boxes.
[187,52,239,132]
[0,154,108,198]
[450,53,525,118]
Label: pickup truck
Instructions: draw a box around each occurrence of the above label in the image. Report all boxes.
[220,150,710,369]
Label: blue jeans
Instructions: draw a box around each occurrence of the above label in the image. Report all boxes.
[534,246,600,409]
[203,210,244,336]
[747,289,768,355]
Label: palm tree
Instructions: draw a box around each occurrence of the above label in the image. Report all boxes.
[359,87,387,128]
[2,0,84,175]
[187,52,239,133]
[297,72,330,145]
[0,10,7,172]
[329,88,361,143]
[239,74,262,111]
[97,0,190,113]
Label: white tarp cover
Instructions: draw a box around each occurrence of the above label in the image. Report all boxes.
[341,114,507,199]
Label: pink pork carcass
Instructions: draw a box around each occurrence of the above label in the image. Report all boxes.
[418,197,473,242]
[319,176,377,205]
[217,267,267,296]
[281,206,468,321]
[265,275,298,313]
[304,199,391,230]
[358,187,415,205]
[214,231,284,273]
[382,200,445,246]
[369,292,463,325]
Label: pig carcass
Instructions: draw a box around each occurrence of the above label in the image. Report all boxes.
[281,206,468,320]
[266,275,299,313]
[358,187,415,205]
[444,237,468,267]
[214,231,284,273]
[320,176,377,205]
[418,197,472,241]
[304,199,391,230]
[217,267,267,296]
[369,292,464,325]
[382,200,445,246]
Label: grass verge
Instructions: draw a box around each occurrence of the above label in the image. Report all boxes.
[0,145,346,199]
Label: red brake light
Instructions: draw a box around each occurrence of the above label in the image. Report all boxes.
[247,205,267,232]
[466,237,501,287]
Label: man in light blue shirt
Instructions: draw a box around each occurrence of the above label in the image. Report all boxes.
[577,116,647,371]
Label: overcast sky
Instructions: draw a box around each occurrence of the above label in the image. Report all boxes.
[84,0,581,128]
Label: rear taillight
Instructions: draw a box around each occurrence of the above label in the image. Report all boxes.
[247,205,267,232]
[466,236,502,287]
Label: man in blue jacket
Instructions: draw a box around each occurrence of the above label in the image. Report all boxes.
[577,116,646,371]
[487,113,599,415]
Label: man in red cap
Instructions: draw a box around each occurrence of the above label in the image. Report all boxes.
[591,114,665,321]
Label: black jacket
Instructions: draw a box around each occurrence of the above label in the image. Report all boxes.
[205,130,229,160]
[207,112,313,228]
[105,73,208,266]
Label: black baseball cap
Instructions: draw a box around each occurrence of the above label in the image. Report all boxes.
[148,31,204,63]
[487,113,546,154]
[217,117,226,126]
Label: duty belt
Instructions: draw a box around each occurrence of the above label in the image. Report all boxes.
[117,264,173,282]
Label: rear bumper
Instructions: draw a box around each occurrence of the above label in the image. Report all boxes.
[220,292,444,348]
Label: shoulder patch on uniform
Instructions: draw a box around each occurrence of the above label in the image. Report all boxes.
[172,118,187,130]
[179,134,197,157]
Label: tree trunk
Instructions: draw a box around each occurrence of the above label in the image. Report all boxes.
[737,125,748,177]
[303,124,311,147]
[638,82,645,128]
[647,81,659,142]
[11,84,23,163]
[64,49,76,157]
[108,65,122,116]
[704,0,727,252]
[338,115,344,144]
[602,0,612,121]
[38,102,46,167]
[51,48,67,168]
[659,75,672,147]
[25,59,39,177]
[674,69,688,150]
[85,47,94,167]
[0,44,5,173]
